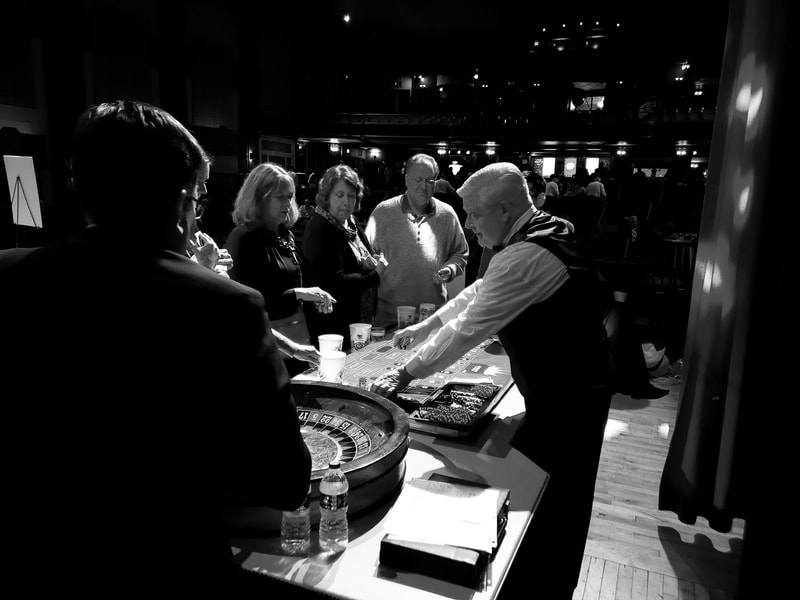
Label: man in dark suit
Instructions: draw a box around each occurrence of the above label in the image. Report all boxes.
[0,100,311,596]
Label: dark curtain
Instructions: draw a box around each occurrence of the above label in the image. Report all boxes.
[658,0,794,594]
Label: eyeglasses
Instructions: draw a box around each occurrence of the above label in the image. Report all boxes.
[408,176,436,187]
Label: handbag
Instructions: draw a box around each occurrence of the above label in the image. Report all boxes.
[270,305,312,347]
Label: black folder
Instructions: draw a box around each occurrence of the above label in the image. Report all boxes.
[379,474,510,588]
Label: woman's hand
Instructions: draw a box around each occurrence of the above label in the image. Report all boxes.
[360,254,378,271]
[292,344,320,366]
[361,252,387,274]
[374,253,388,276]
[216,248,233,270]
[294,287,336,314]
[272,329,320,365]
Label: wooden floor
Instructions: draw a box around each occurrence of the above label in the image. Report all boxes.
[572,370,745,600]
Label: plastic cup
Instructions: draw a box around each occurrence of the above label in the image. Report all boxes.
[318,334,344,352]
[396,306,417,329]
[419,303,436,320]
[318,350,346,383]
[370,327,386,343]
[349,323,372,351]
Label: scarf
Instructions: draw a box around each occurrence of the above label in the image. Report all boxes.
[315,207,358,242]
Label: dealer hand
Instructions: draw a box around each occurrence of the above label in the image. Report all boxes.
[392,318,437,351]
[370,367,413,399]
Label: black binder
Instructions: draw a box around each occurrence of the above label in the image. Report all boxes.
[379,474,511,588]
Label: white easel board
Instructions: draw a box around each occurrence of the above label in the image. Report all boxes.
[4,155,43,228]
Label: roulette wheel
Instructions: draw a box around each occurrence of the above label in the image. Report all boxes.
[223,381,409,532]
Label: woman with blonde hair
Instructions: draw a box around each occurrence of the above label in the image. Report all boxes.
[226,162,336,374]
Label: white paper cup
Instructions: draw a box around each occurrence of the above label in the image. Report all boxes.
[318,350,346,383]
[349,323,372,351]
[419,303,436,320]
[396,306,417,329]
[318,334,344,352]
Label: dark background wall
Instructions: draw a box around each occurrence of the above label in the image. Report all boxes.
[1,0,731,249]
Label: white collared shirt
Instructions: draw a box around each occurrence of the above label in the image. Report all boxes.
[406,208,569,379]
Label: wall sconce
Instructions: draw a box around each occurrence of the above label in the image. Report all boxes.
[329,143,340,153]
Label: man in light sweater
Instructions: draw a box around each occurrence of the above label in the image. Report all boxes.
[365,153,468,328]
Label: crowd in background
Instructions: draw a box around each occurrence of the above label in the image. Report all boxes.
[194,157,705,283]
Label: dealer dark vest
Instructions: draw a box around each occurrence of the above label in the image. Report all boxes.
[495,213,611,405]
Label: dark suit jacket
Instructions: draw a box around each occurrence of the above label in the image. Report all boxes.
[302,212,380,349]
[0,225,311,595]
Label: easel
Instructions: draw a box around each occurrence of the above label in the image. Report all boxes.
[4,155,43,246]
[11,175,41,246]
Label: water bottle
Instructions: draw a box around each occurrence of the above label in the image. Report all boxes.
[318,461,349,553]
[280,483,311,555]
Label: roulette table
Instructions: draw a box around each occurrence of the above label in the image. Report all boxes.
[311,336,514,437]
[223,382,409,533]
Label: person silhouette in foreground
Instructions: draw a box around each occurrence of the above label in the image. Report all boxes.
[0,100,311,596]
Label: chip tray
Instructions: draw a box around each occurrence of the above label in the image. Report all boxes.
[395,382,503,437]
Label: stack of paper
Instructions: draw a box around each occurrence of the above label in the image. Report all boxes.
[379,476,510,587]
[384,478,500,553]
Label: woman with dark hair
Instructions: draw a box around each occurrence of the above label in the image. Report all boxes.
[303,164,387,350]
